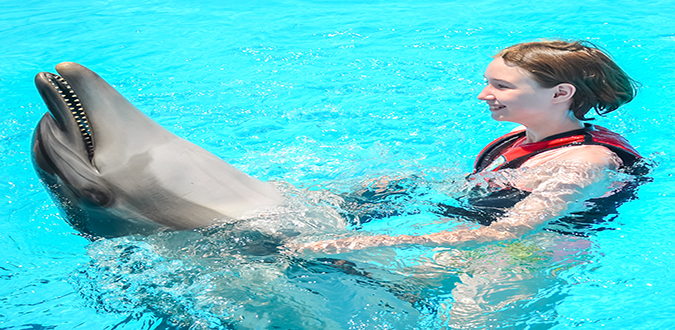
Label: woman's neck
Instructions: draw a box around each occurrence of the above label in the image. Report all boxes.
[524,113,584,143]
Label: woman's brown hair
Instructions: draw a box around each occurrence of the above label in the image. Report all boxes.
[496,40,637,120]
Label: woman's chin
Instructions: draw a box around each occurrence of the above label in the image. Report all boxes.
[490,111,508,121]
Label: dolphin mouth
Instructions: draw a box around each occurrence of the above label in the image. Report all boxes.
[37,71,95,160]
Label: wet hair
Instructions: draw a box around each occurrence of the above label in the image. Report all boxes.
[496,40,638,120]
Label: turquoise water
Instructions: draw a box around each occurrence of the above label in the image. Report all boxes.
[2,0,675,328]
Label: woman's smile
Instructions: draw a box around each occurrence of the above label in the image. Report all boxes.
[488,104,507,111]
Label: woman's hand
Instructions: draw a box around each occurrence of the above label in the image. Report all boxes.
[289,234,426,254]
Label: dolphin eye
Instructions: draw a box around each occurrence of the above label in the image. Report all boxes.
[83,188,113,207]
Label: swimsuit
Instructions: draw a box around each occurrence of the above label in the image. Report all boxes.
[440,124,646,235]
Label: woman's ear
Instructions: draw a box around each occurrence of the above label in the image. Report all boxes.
[552,83,576,103]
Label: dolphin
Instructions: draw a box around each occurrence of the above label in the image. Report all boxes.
[32,62,284,238]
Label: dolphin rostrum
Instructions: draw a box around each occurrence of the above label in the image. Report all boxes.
[32,62,284,238]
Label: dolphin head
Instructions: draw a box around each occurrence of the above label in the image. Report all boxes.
[32,63,283,238]
[32,62,169,237]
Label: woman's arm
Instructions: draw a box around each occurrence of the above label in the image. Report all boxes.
[293,147,621,254]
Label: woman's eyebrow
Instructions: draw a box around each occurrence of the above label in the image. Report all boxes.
[486,77,511,84]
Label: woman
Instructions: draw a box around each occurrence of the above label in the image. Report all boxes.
[296,40,642,253]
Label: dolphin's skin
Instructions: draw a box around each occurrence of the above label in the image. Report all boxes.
[32,62,284,238]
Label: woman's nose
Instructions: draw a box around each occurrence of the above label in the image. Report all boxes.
[477,86,493,100]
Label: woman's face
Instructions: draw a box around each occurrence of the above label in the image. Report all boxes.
[477,57,557,126]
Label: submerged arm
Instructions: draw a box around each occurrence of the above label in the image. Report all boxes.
[294,147,620,253]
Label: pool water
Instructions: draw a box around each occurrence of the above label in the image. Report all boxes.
[2,0,675,329]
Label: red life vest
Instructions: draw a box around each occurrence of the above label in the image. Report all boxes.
[474,124,642,173]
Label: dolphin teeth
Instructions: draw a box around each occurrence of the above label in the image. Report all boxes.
[48,73,95,161]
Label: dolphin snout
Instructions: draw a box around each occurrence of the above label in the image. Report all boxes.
[55,61,78,70]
